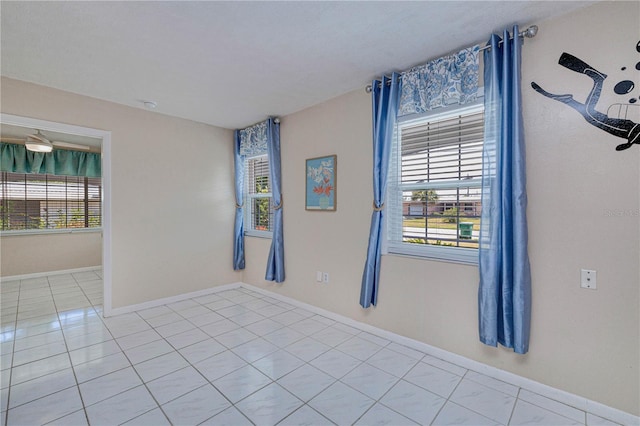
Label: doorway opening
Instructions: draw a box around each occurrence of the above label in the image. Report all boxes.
[0,113,113,316]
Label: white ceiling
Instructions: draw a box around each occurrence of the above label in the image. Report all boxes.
[0,123,102,150]
[1,1,594,130]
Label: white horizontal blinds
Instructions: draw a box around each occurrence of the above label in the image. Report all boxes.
[247,156,270,194]
[246,156,273,232]
[0,172,102,230]
[400,110,484,184]
[49,175,83,228]
[388,105,484,250]
[387,126,403,246]
[86,177,102,227]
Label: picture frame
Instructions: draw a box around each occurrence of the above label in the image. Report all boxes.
[305,155,337,211]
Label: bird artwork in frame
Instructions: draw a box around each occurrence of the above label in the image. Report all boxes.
[305,155,337,211]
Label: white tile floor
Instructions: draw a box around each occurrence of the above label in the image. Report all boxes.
[0,271,622,426]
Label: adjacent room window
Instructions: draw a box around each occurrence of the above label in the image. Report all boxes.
[387,102,484,263]
[245,155,273,236]
[0,172,102,232]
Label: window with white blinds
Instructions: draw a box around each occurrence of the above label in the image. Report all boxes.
[387,102,484,263]
[0,172,102,232]
[245,155,273,236]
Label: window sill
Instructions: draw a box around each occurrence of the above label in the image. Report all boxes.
[0,228,102,237]
[245,230,273,239]
[385,243,479,266]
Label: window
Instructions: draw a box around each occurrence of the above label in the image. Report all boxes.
[0,172,102,232]
[245,155,273,236]
[387,102,484,263]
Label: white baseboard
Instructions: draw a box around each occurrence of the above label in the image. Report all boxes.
[105,282,243,317]
[1,266,102,282]
[240,283,639,426]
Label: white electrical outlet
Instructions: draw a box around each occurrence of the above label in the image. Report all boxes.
[581,269,597,289]
[316,271,322,282]
[322,272,329,283]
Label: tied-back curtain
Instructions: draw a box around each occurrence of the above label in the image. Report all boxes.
[360,47,479,309]
[360,73,402,308]
[265,118,284,282]
[233,118,285,281]
[0,143,101,177]
[233,131,246,270]
[478,26,532,354]
[234,120,269,271]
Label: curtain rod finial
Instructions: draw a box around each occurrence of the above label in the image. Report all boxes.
[522,25,538,39]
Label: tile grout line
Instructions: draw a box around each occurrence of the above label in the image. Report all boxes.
[507,387,522,425]
[123,293,277,424]
[184,291,292,425]
[49,273,91,426]
[10,273,108,423]
[5,277,76,422]
[3,275,616,426]
[96,309,174,425]
[2,277,21,426]
[184,290,324,425]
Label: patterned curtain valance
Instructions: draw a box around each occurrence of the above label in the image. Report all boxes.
[0,143,101,178]
[399,45,480,116]
[239,120,268,157]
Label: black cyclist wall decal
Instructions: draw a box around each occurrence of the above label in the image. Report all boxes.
[531,41,640,151]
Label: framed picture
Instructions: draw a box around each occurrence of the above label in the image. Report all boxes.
[305,155,337,211]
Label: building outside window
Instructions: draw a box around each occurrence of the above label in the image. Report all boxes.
[0,172,102,231]
[387,102,484,263]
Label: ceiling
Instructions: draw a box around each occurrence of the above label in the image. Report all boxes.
[0,123,102,150]
[1,1,595,130]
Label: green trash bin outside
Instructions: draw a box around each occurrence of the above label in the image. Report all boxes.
[459,222,473,239]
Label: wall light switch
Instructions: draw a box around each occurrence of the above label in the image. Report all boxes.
[581,269,597,290]
[316,271,322,282]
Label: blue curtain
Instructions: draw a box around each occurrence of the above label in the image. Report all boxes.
[233,131,245,270]
[265,118,285,282]
[360,73,402,308]
[478,26,532,354]
[0,143,101,177]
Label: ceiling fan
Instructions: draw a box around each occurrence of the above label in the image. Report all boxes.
[0,129,91,152]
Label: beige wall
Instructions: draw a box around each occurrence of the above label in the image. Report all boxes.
[1,77,242,306]
[244,2,639,415]
[1,232,102,277]
[1,0,637,415]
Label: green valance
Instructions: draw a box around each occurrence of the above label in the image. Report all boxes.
[0,143,101,178]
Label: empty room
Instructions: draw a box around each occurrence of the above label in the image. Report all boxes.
[1,1,638,425]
